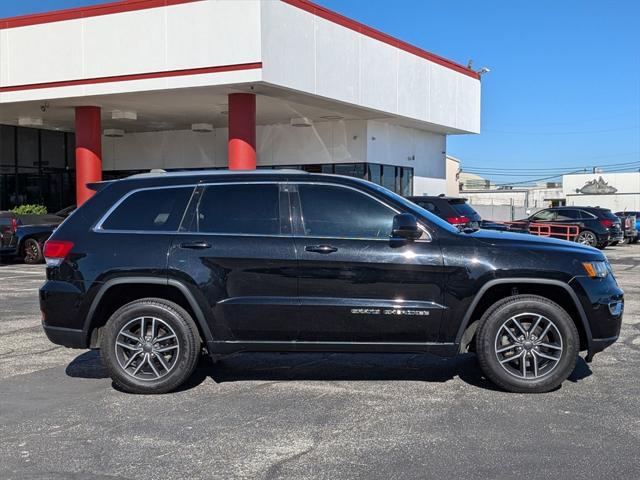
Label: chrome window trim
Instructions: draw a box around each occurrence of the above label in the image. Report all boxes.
[92,179,432,242]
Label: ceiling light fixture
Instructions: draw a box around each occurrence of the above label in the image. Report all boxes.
[18,116,43,127]
[103,128,125,137]
[191,123,214,133]
[111,110,137,121]
[290,117,313,127]
[320,115,344,121]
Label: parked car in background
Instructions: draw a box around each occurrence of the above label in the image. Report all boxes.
[0,211,64,264]
[41,170,623,395]
[512,207,622,249]
[614,211,639,244]
[407,195,508,231]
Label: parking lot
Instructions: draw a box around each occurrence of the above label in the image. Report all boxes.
[0,245,639,480]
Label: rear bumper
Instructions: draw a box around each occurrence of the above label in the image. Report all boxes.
[42,323,85,348]
[40,280,89,348]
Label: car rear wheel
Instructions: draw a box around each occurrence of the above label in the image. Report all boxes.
[476,295,579,393]
[100,298,201,394]
[576,230,598,247]
[23,238,44,264]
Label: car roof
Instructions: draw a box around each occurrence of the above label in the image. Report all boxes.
[407,195,468,202]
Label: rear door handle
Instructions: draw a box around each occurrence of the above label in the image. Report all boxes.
[305,244,338,254]
[179,241,211,250]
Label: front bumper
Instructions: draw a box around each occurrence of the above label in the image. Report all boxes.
[569,274,623,361]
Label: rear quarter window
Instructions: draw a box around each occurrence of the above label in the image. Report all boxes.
[100,187,193,231]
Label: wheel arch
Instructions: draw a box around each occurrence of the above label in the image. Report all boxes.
[83,276,213,348]
[456,278,592,354]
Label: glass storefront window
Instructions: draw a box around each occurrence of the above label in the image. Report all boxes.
[381,165,396,192]
[41,130,66,171]
[17,128,39,172]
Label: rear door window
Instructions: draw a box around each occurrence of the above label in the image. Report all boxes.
[189,184,281,235]
[555,209,581,220]
[100,187,193,231]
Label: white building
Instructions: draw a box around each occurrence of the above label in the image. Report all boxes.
[563,172,640,212]
[0,0,481,210]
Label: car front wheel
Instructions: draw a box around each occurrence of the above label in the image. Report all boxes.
[100,298,201,394]
[476,295,579,393]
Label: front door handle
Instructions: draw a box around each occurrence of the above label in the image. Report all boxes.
[305,244,338,254]
[179,241,211,250]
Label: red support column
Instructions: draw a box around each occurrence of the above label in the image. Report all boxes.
[75,106,102,206]
[228,93,256,170]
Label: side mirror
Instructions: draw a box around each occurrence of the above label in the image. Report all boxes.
[391,213,422,241]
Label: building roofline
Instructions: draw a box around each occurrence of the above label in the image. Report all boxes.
[283,0,480,80]
[0,0,480,81]
[0,0,198,29]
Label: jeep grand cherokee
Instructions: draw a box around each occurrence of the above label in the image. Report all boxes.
[40,170,623,394]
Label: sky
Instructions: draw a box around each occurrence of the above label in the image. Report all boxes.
[2,0,639,185]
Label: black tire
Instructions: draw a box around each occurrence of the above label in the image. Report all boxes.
[609,241,619,246]
[631,236,639,244]
[475,294,579,393]
[23,238,44,264]
[576,230,598,247]
[100,298,201,394]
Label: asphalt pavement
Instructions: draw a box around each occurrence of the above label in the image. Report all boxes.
[0,245,639,479]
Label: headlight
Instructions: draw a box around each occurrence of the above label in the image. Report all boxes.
[582,261,609,278]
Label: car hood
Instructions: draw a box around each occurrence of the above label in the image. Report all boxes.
[466,228,599,254]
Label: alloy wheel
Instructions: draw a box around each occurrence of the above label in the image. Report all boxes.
[24,239,40,262]
[494,313,563,380]
[114,316,180,381]
[577,231,597,246]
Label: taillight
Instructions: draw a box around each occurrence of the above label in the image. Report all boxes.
[447,216,470,225]
[11,217,17,233]
[600,219,613,228]
[43,240,74,266]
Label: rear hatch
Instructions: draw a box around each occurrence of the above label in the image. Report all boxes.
[448,199,481,229]
[599,209,623,239]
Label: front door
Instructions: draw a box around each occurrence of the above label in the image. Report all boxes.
[168,182,299,343]
[291,183,444,344]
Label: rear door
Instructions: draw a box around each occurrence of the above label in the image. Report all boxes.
[168,182,299,343]
[291,182,444,344]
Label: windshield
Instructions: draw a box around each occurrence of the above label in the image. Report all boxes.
[366,183,460,234]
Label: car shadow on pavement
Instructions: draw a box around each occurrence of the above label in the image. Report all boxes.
[65,350,109,379]
[64,350,593,394]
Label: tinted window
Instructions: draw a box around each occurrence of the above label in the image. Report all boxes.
[102,187,193,231]
[531,209,555,221]
[298,184,396,239]
[414,200,437,213]
[450,201,478,217]
[555,209,581,220]
[194,184,280,235]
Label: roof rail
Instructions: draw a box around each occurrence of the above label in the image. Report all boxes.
[126,168,309,179]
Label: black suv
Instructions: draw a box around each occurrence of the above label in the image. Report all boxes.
[41,171,623,394]
[514,206,623,248]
